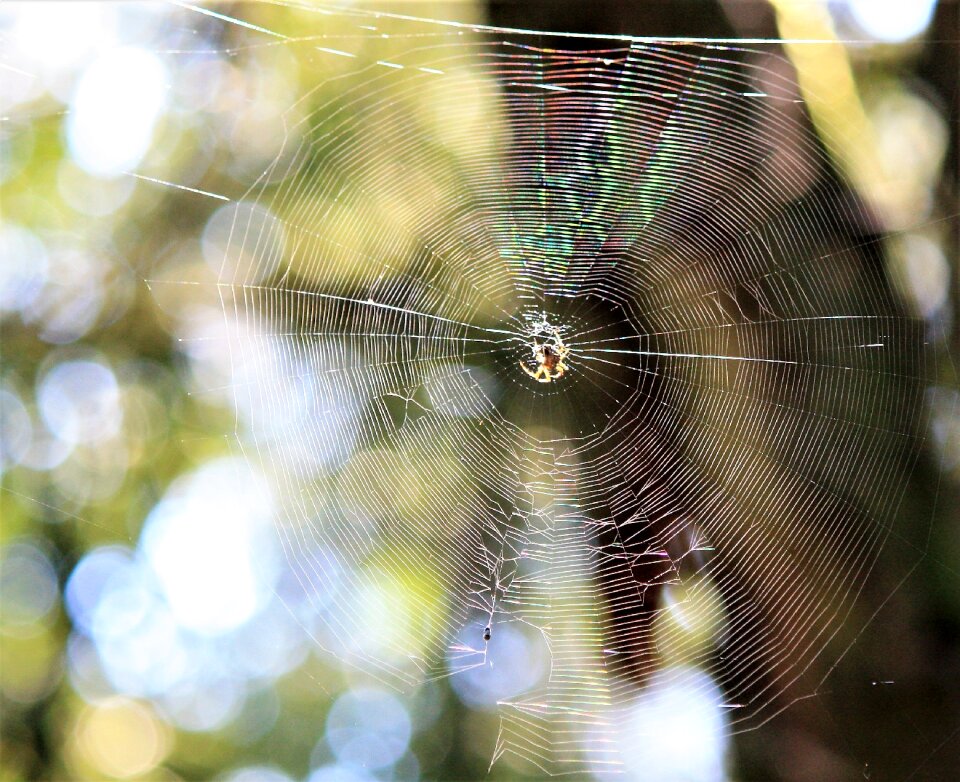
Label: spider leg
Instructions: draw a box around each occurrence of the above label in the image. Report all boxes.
[520,361,539,379]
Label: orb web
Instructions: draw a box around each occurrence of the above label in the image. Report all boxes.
[208,7,928,775]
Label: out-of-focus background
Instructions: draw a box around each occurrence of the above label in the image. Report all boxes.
[1,1,957,781]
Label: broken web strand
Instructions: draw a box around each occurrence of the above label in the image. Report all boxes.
[163,4,933,776]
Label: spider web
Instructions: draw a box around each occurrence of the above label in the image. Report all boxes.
[193,4,928,775]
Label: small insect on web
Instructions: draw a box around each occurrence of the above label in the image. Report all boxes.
[202,3,931,777]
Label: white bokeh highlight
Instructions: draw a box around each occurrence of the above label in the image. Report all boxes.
[67,47,167,176]
[140,459,278,636]
[845,0,938,42]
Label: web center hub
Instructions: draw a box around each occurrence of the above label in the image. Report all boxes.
[519,322,571,383]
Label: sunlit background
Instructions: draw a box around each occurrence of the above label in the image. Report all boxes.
[1,1,957,780]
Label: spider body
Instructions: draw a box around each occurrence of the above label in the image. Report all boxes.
[520,329,570,383]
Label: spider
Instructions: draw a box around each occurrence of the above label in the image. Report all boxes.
[520,329,570,383]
